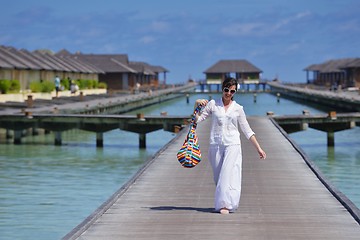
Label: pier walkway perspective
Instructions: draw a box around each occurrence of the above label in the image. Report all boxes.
[63,117,360,240]
[268,81,360,112]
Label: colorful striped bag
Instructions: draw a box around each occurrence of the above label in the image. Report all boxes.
[177,104,203,168]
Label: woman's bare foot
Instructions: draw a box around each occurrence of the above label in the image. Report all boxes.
[220,208,229,214]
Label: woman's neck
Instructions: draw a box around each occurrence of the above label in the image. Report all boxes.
[222,97,232,106]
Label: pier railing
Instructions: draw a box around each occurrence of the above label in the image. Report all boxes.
[268,81,360,112]
[270,111,360,146]
[0,113,190,148]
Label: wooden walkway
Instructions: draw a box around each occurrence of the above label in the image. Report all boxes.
[267,82,360,112]
[63,117,360,240]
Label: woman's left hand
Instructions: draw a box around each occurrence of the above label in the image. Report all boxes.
[258,148,266,160]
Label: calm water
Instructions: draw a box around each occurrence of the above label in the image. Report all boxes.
[0,93,359,240]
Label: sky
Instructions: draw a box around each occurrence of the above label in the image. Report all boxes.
[1,0,360,84]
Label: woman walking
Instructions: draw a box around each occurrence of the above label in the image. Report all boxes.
[195,77,266,214]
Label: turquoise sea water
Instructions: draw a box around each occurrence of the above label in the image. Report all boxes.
[0,92,359,240]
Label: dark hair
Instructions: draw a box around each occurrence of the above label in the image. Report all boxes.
[222,77,238,100]
[222,77,238,90]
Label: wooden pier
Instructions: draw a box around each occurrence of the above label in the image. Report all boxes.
[63,117,360,240]
[197,81,268,93]
[0,84,196,148]
[0,113,189,148]
[271,111,360,146]
[268,82,360,112]
[0,83,196,115]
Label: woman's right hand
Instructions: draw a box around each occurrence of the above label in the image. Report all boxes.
[196,99,208,107]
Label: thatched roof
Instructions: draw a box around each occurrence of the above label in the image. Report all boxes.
[129,61,169,75]
[0,46,32,69]
[0,45,169,76]
[151,65,169,73]
[0,45,104,73]
[340,58,360,68]
[66,52,169,75]
[63,53,135,73]
[0,57,13,69]
[304,58,360,73]
[204,60,262,73]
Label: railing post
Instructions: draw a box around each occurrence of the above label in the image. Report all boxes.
[137,113,145,120]
[328,111,337,120]
[276,93,281,102]
[27,95,33,108]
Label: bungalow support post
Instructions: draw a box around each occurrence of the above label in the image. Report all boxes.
[54,131,62,146]
[96,132,104,147]
[139,133,146,149]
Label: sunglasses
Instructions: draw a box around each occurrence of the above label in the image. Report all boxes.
[223,87,236,94]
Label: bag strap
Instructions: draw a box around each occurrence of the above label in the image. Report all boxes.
[189,103,204,128]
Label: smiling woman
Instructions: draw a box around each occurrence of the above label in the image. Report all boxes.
[193,77,266,214]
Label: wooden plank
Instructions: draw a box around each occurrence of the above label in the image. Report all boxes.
[63,117,360,240]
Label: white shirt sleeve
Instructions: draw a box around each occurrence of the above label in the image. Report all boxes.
[237,106,255,140]
[196,99,214,123]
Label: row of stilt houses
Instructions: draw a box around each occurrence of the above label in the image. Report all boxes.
[1,44,359,93]
[0,45,168,92]
[202,58,360,91]
[0,46,100,91]
[304,58,360,89]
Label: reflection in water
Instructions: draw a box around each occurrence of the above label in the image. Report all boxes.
[0,93,359,240]
[327,146,335,163]
[290,127,360,209]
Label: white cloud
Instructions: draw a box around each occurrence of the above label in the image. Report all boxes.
[274,11,311,30]
[80,28,104,38]
[150,20,170,32]
[139,36,156,44]
[221,22,265,37]
[336,19,360,32]
[284,42,302,54]
[99,44,120,53]
[221,11,312,37]
[249,50,266,58]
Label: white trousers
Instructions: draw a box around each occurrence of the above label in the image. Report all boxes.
[208,144,242,211]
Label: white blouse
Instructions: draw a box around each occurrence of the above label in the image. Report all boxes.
[196,98,255,146]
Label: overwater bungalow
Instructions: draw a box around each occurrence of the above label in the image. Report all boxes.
[0,45,169,93]
[57,50,168,92]
[204,59,262,85]
[304,58,360,89]
[0,46,102,92]
[202,59,263,91]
